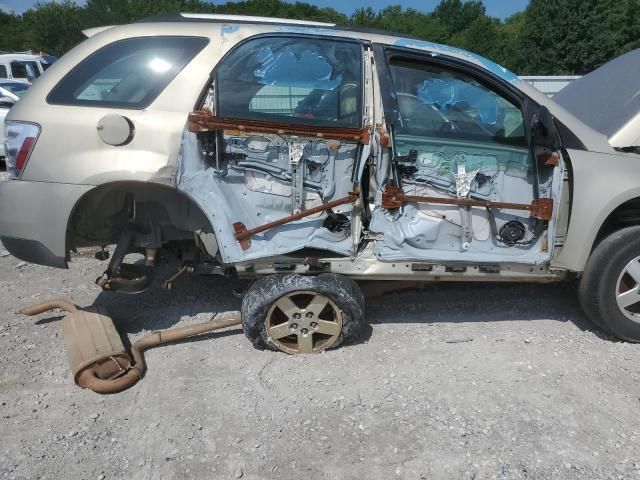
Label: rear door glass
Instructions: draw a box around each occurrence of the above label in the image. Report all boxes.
[216,36,363,127]
[0,65,7,78]
[47,36,208,109]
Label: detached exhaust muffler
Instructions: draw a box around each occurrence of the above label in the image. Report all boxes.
[21,299,241,394]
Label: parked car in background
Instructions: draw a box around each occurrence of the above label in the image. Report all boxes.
[0,79,30,98]
[2,14,640,353]
[0,79,29,162]
[0,53,53,83]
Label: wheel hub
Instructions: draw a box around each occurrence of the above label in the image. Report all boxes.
[265,291,343,354]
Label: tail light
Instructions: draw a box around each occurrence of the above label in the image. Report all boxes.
[4,121,40,179]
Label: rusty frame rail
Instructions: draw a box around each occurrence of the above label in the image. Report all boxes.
[234,192,359,250]
[188,110,371,144]
[381,186,554,221]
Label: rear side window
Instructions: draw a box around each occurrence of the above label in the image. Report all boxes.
[48,36,208,109]
[0,65,6,78]
[216,36,363,127]
[11,61,40,81]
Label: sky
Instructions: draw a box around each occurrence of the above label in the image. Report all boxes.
[0,0,528,19]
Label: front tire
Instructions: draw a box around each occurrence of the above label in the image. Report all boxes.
[579,226,640,340]
[241,273,365,354]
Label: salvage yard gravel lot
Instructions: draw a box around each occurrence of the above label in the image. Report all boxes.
[1,246,640,480]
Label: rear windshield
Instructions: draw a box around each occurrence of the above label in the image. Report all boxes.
[47,36,208,109]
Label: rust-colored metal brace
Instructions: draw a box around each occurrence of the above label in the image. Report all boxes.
[233,191,360,250]
[188,110,371,144]
[381,186,554,221]
[188,110,370,250]
[21,300,241,394]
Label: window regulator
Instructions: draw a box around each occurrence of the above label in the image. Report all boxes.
[289,137,305,214]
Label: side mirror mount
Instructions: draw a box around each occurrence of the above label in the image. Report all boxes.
[532,105,560,149]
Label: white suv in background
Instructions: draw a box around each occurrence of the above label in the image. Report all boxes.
[0,53,51,84]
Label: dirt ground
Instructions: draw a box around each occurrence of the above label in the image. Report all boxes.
[1,247,640,480]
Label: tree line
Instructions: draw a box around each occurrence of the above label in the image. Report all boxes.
[1,0,638,75]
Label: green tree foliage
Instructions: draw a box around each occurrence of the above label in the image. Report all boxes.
[517,0,640,74]
[433,0,485,34]
[211,0,348,23]
[21,1,85,55]
[83,0,191,26]
[0,0,639,75]
[351,5,449,42]
[498,12,526,72]
[450,16,503,60]
[0,10,27,52]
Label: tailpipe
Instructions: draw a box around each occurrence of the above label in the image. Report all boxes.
[21,299,241,394]
[20,299,78,315]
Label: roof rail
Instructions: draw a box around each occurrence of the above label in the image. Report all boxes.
[136,13,334,27]
[0,50,34,55]
[134,13,421,40]
[181,13,335,26]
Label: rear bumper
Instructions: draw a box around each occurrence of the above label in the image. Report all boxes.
[0,180,93,268]
[0,236,66,267]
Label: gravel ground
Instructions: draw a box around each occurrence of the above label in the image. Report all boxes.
[1,247,640,480]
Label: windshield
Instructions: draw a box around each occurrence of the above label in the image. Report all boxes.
[0,82,30,97]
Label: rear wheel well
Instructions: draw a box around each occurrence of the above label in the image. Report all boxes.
[66,181,214,253]
[594,197,640,249]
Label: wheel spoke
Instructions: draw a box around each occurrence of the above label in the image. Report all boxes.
[315,319,341,336]
[625,260,640,284]
[618,287,640,309]
[274,295,299,319]
[305,295,330,318]
[268,322,293,340]
[297,332,314,353]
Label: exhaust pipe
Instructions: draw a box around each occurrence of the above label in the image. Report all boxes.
[21,300,241,394]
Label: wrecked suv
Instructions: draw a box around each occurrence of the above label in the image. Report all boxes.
[3,14,640,353]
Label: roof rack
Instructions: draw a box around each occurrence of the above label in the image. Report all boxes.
[0,50,34,55]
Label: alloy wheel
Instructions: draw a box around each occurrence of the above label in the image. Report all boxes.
[616,256,640,323]
[265,290,343,354]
